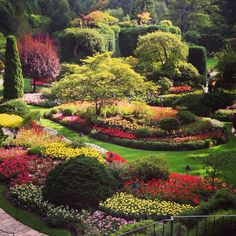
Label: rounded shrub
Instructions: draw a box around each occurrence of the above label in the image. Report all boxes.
[42,156,118,210]
[135,128,151,138]
[159,117,180,131]
[177,110,197,124]
[0,99,29,117]
[129,156,169,181]
[61,107,76,116]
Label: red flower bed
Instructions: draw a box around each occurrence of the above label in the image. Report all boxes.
[145,130,224,143]
[53,114,89,126]
[0,155,60,186]
[124,173,218,205]
[106,151,127,163]
[94,126,136,139]
[169,86,193,94]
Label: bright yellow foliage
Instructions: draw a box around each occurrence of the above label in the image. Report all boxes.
[100,192,195,217]
[44,142,106,164]
[0,114,23,128]
[137,11,152,24]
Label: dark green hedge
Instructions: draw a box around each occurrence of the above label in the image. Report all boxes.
[0,99,29,116]
[119,24,181,57]
[188,46,207,77]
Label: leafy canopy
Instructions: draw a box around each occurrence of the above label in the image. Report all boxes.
[51,52,154,115]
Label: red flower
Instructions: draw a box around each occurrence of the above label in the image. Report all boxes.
[106,151,127,163]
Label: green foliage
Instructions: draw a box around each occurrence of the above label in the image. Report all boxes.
[135,128,151,138]
[27,146,45,156]
[0,99,29,116]
[111,220,154,236]
[129,156,169,181]
[159,117,180,131]
[42,156,117,210]
[217,51,236,89]
[188,46,207,76]
[61,107,76,116]
[3,35,24,100]
[135,31,188,76]
[119,24,181,57]
[177,110,197,124]
[156,77,173,95]
[213,109,235,122]
[168,61,200,86]
[51,53,151,115]
[57,28,106,62]
[28,14,51,34]
[159,20,173,26]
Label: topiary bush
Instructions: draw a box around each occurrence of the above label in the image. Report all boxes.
[61,107,76,116]
[3,35,24,100]
[0,99,29,116]
[135,128,151,138]
[159,117,180,131]
[177,110,197,124]
[42,156,118,210]
[129,156,169,181]
[57,28,106,62]
[188,46,207,77]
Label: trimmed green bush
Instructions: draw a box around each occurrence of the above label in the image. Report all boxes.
[57,28,106,62]
[135,128,151,138]
[177,110,197,124]
[119,24,180,57]
[61,107,76,116]
[42,156,118,210]
[129,156,169,181]
[212,109,235,122]
[188,46,207,77]
[3,35,24,100]
[159,117,180,131]
[0,99,29,116]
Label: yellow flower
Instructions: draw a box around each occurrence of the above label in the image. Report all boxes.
[0,114,23,128]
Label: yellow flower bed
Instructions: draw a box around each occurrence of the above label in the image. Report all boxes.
[44,142,106,164]
[100,192,195,218]
[0,114,23,128]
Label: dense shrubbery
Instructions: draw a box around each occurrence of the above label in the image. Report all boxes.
[159,117,180,131]
[177,110,197,124]
[42,156,118,210]
[129,157,169,181]
[0,99,29,117]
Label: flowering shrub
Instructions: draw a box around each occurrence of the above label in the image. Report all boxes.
[94,126,136,139]
[4,125,64,148]
[79,210,136,236]
[103,116,142,131]
[43,142,106,164]
[52,113,89,126]
[23,93,46,106]
[151,107,177,121]
[124,173,216,205]
[106,151,127,163]
[0,114,23,128]
[169,86,192,94]
[99,192,195,219]
[0,147,27,159]
[0,155,60,186]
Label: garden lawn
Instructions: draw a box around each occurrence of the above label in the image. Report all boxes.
[0,185,71,236]
[29,106,236,185]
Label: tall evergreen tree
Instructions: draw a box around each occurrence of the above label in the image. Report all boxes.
[3,35,24,100]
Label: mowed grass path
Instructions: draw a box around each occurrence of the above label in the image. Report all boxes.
[29,105,236,185]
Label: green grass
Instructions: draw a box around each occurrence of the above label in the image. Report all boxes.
[29,105,236,184]
[207,57,218,69]
[0,185,71,236]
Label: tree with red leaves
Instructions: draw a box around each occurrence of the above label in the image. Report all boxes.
[18,34,61,92]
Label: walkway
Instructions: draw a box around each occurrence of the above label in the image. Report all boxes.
[0,209,47,236]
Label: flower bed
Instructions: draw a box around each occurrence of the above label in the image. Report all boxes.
[43,142,106,164]
[169,86,193,94]
[124,174,216,206]
[99,192,195,220]
[0,147,27,159]
[0,114,23,128]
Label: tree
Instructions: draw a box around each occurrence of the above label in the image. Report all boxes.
[18,34,61,92]
[135,31,188,75]
[52,52,154,115]
[137,11,152,25]
[3,35,24,100]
